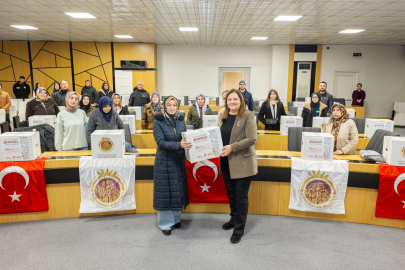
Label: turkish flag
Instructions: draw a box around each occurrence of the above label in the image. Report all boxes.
[375,163,405,219]
[0,158,48,214]
[186,157,229,203]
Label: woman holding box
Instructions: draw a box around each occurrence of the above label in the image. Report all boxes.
[322,103,359,155]
[301,92,328,127]
[112,93,129,115]
[219,89,257,244]
[258,89,286,131]
[153,96,191,236]
[55,92,88,151]
[26,87,60,119]
[86,96,124,146]
[142,92,162,130]
[187,93,213,129]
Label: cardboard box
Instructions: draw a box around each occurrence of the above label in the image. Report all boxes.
[383,136,399,162]
[119,115,136,134]
[346,109,356,118]
[28,115,56,129]
[0,131,41,161]
[182,126,223,163]
[91,130,125,159]
[297,107,303,117]
[293,102,306,108]
[0,109,5,123]
[312,117,329,128]
[203,115,218,128]
[128,106,142,120]
[18,107,26,121]
[58,106,65,112]
[385,137,405,166]
[364,119,394,138]
[280,116,303,135]
[301,132,334,161]
[122,95,130,106]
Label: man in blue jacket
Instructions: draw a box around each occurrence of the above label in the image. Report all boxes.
[239,80,253,111]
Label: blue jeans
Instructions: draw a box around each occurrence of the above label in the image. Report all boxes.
[157,210,181,230]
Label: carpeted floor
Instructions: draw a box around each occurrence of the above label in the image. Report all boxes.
[0,213,404,270]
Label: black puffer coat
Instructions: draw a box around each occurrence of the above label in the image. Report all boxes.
[152,113,189,211]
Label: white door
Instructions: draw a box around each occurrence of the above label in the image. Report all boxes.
[333,72,358,100]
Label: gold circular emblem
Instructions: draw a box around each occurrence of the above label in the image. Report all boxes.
[98,137,114,152]
[299,171,338,210]
[401,147,405,159]
[90,169,127,209]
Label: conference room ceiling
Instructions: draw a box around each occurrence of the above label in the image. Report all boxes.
[1,0,405,45]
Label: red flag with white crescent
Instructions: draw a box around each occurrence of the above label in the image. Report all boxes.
[375,163,405,219]
[0,158,48,214]
[186,157,228,203]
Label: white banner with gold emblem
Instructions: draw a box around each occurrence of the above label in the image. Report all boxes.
[79,156,136,213]
[289,158,349,214]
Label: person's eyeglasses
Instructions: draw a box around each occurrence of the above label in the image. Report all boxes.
[239,84,245,86]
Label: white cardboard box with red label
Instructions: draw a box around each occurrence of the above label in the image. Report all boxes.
[119,115,136,134]
[382,136,399,162]
[280,116,303,135]
[28,115,56,129]
[0,109,5,123]
[182,126,223,163]
[364,119,394,138]
[385,137,405,166]
[203,115,218,128]
[91,130,125,159]
[312,117,329,128]
[0,131,41,161]
[301,132,334,161]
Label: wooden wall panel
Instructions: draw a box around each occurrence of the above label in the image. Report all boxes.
[113,43,157,69]
[72,42,113,93]
[132,70,156,93]
[0,41,32,97]
[30,41,73,92]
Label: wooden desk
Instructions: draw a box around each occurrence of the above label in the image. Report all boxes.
[347,106,365,118]
[131,130,370,151]
[2,149,403,230]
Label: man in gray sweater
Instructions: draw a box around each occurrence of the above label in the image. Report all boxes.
[316,81,334,113]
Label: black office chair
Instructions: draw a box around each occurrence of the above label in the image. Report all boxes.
[352,118,366,134]
[212,111,218,115]
[333,98,346,106]
[365,129,400,154]
[287,127,322,151]
[13,116,20,129]
[289,107,298,116]
[288,102,294,113]
[254,106,261,112]
[253,100,259,106]
[184,96,189,106]
[0,122,10,133]
[124,124,138,149]
[254,112,259,126]
[296,97,305,102]
[216,97,220,106]
[186,125,194,130]
[178,111,186,119]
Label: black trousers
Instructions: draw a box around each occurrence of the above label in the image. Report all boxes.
[221,157,252,235]
[6,114,10,125]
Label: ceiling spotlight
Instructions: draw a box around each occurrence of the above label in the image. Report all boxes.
[10,25,38,30]
[65,13,96,18]
[179,27,198,32]
[251,37,268,40]
[274,16,302,21]
[114,35,133,38]
[339,29,365,33]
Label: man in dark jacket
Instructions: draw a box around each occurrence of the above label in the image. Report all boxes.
[239,80,254,111]
[54,80,73,106]
[316,81,334,113]
[13,76,31,100]
[81,80,97,105]
[129,81,150,106]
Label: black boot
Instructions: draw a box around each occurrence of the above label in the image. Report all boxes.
[222,221,234,230]
[230,233,243,244]
[172,222,181,229]
[161,230,171,236]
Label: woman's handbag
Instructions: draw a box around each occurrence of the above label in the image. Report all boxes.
[265,118,277,125]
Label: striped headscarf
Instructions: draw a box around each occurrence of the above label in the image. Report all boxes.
[330,103,350,151]
[151,92,161,112]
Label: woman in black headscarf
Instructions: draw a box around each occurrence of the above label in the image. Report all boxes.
[79,94,97,117]
[301,92,328,127]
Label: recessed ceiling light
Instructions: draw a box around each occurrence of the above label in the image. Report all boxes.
[251,37,268,40]
[10,25,38,30]
[274,15,302,21]
[339,29,365,33]
[65,13,96,18]
[114,35,133,38]
[179,27,198,32]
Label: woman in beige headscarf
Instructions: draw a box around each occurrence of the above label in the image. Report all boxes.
[55,92,88,151]
[322,103,359,155]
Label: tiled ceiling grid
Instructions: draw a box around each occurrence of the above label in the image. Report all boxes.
[1,0,405,45]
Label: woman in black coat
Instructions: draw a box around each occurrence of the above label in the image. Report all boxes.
[96,82,113,103]
[301,92,328,127]
[258,89,286,131]
[153,96,192,236]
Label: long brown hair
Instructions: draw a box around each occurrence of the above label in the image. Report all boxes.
[221,88,246,120]
[265,89,281,107]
